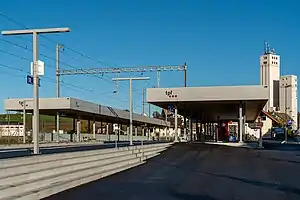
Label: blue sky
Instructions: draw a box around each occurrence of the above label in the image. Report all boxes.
[0,0,299,114]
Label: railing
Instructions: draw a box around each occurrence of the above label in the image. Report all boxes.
[268,112,286,126]
[107,106,119,117]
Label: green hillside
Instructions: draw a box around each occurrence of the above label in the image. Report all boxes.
[0,113,78,133]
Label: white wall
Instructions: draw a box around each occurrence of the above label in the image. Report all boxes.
[246,125,260,139]
[260,53,280,111]
[261,117,272,137]
[279,75,298,129]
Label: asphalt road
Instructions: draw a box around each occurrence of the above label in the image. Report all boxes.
[45,143,300,200]
[0,141,159,159]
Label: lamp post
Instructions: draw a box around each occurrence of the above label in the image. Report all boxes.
[1,27,70,154]
[56,44,64,135]
[112,77,150,145]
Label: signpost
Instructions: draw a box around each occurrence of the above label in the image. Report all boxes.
[2,27,70,155]
[27,75,40,87]
[256,118,263,148]
[27,75,33,85]
[30,60,44,76]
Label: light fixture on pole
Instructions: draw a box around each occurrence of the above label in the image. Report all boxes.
[1,27,70,154]
[112,77,150,145]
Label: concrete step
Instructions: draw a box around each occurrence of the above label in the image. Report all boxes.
[0,149,164,200]
[0,143,169,169]
[0,144,170,180]
[0,156,141,200]
[0,145,134,169]
[0,153,135,189]
[16,161,145,200]
[0,143,171,200]
[0,146,166,188]
[0,147,135,179]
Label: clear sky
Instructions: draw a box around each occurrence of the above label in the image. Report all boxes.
[0,0,299,114]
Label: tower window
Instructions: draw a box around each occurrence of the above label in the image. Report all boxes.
[263,61,267,64]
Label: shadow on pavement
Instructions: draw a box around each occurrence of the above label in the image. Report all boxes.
[263,143,300,152]
[44,143,300,200]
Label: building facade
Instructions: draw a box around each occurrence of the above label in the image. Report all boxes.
[260,48,280,111]
[279,75,298,129]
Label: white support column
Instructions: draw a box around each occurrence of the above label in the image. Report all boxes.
[216,116,220,142]
[106,124,109,140]
[149,128,152,140]
[239,103,243,143]
[184,114,187,140]
[175,107,178,142]
[216,123,219,142]
[189,118,192,141]
[243,114,246,136]
[76,120,81,142]
[164,127,167,140]
[135,127,138,137]
[92,120,96,140]
[141,127,144,147]
[147,128,150,140]
[258,117,263,148]
[127,127,130,141]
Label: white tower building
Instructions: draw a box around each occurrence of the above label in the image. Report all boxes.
[260,42,280,111]
[279,75,298,130]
